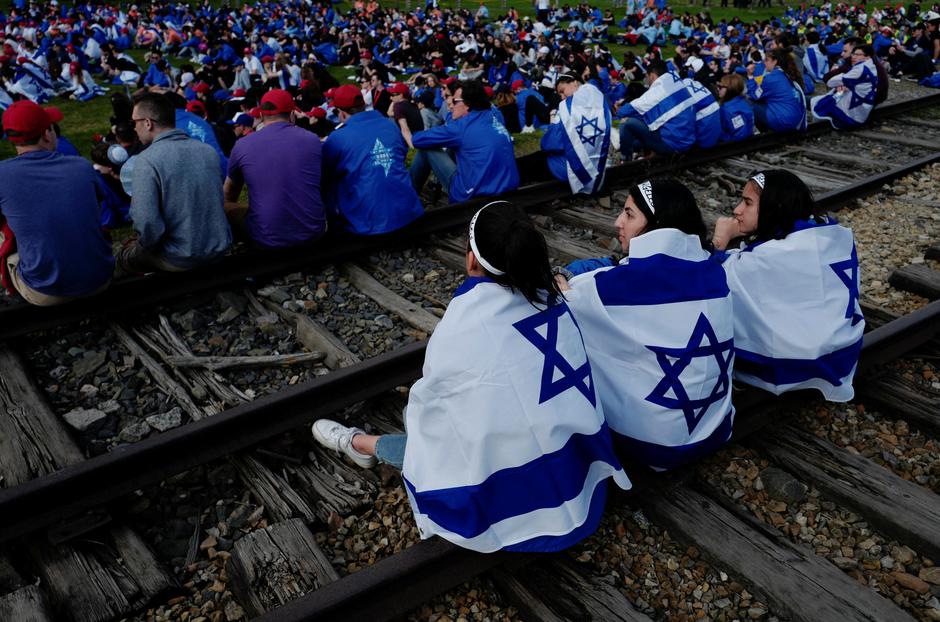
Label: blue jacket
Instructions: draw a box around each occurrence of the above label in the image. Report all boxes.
[616,71,696,152]
[746,69,805,132]
[174,110,228,178]
[144,63,170,87]
[719,96,754,142]
[322,111,424,235]
[412,109,519,203]
[514,87,545,130]
[685,79,721,148]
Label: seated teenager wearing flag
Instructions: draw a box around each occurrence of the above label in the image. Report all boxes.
[746,48,807,133]
[717,74,754,142]
[532,73,611,195]
[681,73,721,149]
[409,80,520,204]
[556,179,735,472]
[811,44,879,130]
[311,201,630,553]
[802,31,830,85]
[712,171,864,401]
[613,60,696,161]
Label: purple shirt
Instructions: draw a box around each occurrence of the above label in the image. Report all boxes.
[226,121,327,248]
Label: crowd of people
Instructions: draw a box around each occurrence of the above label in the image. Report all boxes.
[313,170,864,552]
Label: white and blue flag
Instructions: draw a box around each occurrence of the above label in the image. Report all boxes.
[624,70,694,132]
[803,44,830,82]
[10,64,55,104]
[558,82,611,195]
[402,277,630,553]
[811,58,878,129]
[718,218,864,401]
[566,229,735,471]
[0,86,12,111]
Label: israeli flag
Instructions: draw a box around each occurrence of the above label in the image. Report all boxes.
[557,82,611,195]
[566,229,735,471]
[627,71,694,132]
[803,44,830,82]
[718,218,864,401]
[811,59,878,129]
[0,86,12,111]
[402,277,631,553]
[10,65,55,104]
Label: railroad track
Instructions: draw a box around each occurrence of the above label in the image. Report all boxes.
[1,99,939,622]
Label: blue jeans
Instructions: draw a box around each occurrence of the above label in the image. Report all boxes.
[619,117,672,160]
[410,148,457,193]
[752,102,771,132]
[375,434,407,470]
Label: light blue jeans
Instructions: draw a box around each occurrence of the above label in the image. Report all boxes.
[409,148,457,194]
[375,434,407,470]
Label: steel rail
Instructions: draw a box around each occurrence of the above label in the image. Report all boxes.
[0,145,938,546]
[0,93,937,340]
[254,298,940,622]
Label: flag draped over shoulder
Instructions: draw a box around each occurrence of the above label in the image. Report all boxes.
[558,82,611,195]
[803,45,830,82]
[811,59,878,129]
[402,277,630,554]
[566,229,735,471]
[718,218,864,401]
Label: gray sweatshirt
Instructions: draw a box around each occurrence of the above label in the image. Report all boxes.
[131,129,232,268]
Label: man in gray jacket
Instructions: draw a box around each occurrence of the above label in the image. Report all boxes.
[116,91,232,275]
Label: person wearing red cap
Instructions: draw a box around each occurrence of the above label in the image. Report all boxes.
[386,82,424,147]
[321,84,423,235]
[368,75,392,117]
[511,78,549,134]
[117,92,231,274]
[303,106,336,139]
[69,61,106,101]
[360,48,390,82]
[410,79,519,203]
[0,101,114,305]
[223,89,327,248]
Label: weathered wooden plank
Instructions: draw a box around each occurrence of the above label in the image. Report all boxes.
[491,556,654,622]
[340,263,440,334]
[789,146,884,168]
[857,374,940,437]
[644,484,915,622]
[164,351,326,371]
[551,207,619,238]
[109,525,178,605]
[431,246,466,272]
[0,584,55,622]
[227,518,339,618]
[853,130,940,149]
[258,298,360,369]
[753,426,940,561]
[889,264,940,300]
[925,244,940,262]
[540,228,611,264]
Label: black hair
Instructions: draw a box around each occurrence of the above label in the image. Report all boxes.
[853,43,875,58]
[750,169,820,241]
[627,178,708,248]
[470,202,562,306]
[806,30,821,44]
[459,79,490,111]
[131,91,176,128]
[647,59,668,77]
[556,72,581,85]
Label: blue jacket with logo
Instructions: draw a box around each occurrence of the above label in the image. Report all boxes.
[719,96,754,142]
[322,110,424,235]
[412,108,520,203]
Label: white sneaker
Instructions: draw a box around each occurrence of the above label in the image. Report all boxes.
[521,125,536,134]
[609,127,620,152]
[311,419,376,468]
[549,110,559,124]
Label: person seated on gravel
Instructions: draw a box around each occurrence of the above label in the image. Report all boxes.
[409,79,520,204]
[554,179,735,472]
[717,74,754,143]
[312,201,630,553]
[811,44,879,130]
[711,170,864,402]
[613,60,696,161]
[745,48,807,134]
[321,84,424,235]
[0,100,114,306]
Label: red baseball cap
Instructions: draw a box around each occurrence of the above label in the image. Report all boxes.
[324,87,336,100]
[186,100,207,115]
[332,84,364,109]
[610,69,621,79]
[441,76,457,86]
[261,55,274,63]
[192,82,211,94]
[232,88,247,98]
[484,86,494,98]
[511,79,525,91]
[307,107,326,119]
[259,88,298,115]
[387,82,409,95]
[432,58,444,68]
[359,50,372,59]
[3,101,63,144]
[243,47,252,54]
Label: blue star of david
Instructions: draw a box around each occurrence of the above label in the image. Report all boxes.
[830,246,863,326]
[513,303,595,407]
[842,68,876,109]
[371,138,393,176]
[576,115,603,148]
[645,313,733,435]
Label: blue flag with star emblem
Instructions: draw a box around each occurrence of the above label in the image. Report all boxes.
[565,229,736,472]
[557,82,611,195]
[811,58,878,129]
[402,277,630,553]
[717,217,865,401]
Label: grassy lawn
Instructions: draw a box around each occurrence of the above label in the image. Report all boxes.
[0,1,786,161]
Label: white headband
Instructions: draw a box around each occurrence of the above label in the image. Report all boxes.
[751,172,766,189]
[469,201,508,276]
[637,180,655,215]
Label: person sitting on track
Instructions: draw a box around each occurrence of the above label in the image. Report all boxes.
[311,201,631,553]
[321,84,424,235]
[717,73,754,142]
[0,100,114,306]
[117,92,232,275]
[555,178,736,471]
[745,48,807,133]
[511,78,550,134]
[681,72,722,149]
[711,170,864,401]
[223,89,328,248]
[613,60,696,161]
[811,44,879,130]
[409,79,520,204]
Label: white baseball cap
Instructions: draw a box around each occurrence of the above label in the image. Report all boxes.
[924,10,940,21]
